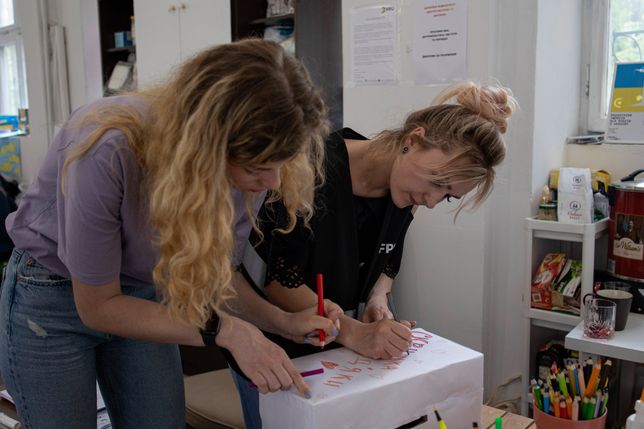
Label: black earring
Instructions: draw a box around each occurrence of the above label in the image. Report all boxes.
[402,146,409,154]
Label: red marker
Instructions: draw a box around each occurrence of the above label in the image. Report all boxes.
[317,273,326,348]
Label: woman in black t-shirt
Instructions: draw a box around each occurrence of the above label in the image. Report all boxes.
[234,81,517,429]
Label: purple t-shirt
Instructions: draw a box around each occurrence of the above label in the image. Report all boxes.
[7,95,265,287]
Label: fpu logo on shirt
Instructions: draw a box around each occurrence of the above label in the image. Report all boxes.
[379,243,396,254]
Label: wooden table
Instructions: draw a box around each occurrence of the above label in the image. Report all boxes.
[481,405,535,429]
[2,386,535,429]
[2,402,535,429]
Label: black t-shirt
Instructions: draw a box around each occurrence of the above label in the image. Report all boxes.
[237,128,414,362]
[354,194,388,290]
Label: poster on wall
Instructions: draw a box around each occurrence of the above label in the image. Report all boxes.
[412,0,468,85]
[606,62,644,143]
[349,4,399,86]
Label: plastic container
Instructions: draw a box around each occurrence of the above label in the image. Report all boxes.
[536,344,559,380]
[626,392,644,429]
[533,406,606,429]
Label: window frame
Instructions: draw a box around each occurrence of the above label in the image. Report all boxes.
[0,0,27,117]
[0,0,16,31]
[586,0,611,133]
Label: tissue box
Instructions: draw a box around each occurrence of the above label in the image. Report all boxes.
[260,329,483,429]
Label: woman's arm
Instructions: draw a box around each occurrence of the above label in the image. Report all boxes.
[264,278,411,359]
[264,278,318,312]
[336,315,412,360]
[227,271,342,345]
[360,273,394,323]
[71,275,326,395]
[72,276,203,345]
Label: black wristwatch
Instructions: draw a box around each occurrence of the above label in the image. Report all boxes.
[199,315,221,347]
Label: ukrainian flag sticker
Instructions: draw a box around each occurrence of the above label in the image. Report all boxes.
[607,62,644,142]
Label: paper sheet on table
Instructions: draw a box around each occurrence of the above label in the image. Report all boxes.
[260,328,483,429]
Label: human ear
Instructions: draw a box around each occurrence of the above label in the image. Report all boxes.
[406,127,426,149]
[411,127,425,137]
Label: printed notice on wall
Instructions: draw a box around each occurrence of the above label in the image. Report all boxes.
[412,0,467,85]
[606,62,644,143]
[350,5,398,86]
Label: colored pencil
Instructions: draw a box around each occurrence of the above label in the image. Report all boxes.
[572,396,579,421]
[316,273,326,347]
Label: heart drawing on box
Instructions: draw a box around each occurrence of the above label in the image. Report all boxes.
[321,361,338,370]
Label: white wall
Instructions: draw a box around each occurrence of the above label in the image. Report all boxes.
[532,0,582,208]
[566,144,644,180]
[484,0,538,404]
[486,0,584,405]
[343,0,586,405]
[342,0,495,354]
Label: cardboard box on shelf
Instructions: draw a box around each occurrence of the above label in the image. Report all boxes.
[531,253,567,310]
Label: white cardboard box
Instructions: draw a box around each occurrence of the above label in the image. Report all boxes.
[260,328,483,429]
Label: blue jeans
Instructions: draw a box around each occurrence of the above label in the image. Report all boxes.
[230,367,262,429]
[0,249,185,429]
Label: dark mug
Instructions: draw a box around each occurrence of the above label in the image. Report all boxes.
[584,289,633,331]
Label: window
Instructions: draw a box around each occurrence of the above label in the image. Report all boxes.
[0,0,27,117]
[0,0,13,28]
[586,0,644,132]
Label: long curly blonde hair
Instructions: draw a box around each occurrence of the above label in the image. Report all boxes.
[371,81,517,216]
[63,39,329,328]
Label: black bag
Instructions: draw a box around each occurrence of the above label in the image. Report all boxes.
[0,175,19,261]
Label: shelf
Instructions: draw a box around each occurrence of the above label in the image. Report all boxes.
[565,313,644,362]
[522,215,609,416]
[0,131,27,139]
[107,46,135,53]
[526,217,609,242]
[527,308,580,331]
[250,13,294,26]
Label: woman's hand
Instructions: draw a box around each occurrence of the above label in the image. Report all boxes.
[280,299,343,347]
[360,292,394,323]
[215,315,311,397]
[341,318,412,360]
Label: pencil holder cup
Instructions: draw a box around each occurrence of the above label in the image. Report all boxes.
[533,406,607,429]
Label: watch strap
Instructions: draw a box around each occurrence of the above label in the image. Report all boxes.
[199,315,221,347]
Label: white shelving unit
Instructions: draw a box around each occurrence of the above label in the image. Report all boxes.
[565,313,644,363]
[521,217,609,414]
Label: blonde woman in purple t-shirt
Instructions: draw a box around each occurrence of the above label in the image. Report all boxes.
[0,39,341,428]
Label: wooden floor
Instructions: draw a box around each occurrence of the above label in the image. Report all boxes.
[481,405,535,429]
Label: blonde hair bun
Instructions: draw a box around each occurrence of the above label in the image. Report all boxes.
[434,81,516,134]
